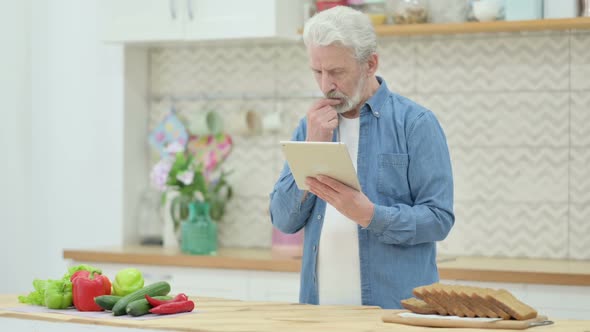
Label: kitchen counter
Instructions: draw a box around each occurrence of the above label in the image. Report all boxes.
[1,295,589,332]
[63,246,590,286]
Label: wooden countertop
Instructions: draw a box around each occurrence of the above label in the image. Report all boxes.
[1,295,588,332]
[63,246,590,286]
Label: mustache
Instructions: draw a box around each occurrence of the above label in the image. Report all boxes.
[325,90,348,100]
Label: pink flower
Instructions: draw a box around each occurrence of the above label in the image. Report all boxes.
[150,158,173,191]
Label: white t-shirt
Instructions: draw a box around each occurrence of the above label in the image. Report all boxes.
[317,115,361,305]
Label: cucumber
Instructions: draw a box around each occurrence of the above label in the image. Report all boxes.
[126,296,172,317]
[111,281,171,316]
[94,295,122,311]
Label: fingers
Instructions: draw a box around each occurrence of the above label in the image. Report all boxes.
[323,117,338,130]
[316,175,350,193]
[308,99,340,119]
[306,98,341,142]
[308,105,338,132]
[314,98,342,109]
[306,177,336,203]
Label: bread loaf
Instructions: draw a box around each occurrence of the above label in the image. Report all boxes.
[402,283,538,320]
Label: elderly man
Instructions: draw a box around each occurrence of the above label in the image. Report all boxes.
[269,6,454,309]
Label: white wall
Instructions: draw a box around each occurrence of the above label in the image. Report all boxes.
[0,0,33,293]
[0,0,125,293]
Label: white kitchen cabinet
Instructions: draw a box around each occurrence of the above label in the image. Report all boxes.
[99,0,304,43]
[88,263,300,302]
[99,0,185,42]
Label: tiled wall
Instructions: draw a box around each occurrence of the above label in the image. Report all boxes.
[149,29,590,260]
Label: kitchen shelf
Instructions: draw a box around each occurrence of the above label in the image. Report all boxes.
[63,246,590,286]
[373,17,590,36]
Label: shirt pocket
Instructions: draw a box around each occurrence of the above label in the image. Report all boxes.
[377,153,411,200]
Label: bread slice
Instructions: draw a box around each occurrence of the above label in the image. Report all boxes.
[471,288,511,320]
[401,297,439,315]
[451,286,488,318]
[411,283,537,320]
[486,289,538,320]
[424,284,459,316]
[458,286,499,318]
[425,284,455,316]
[413,285,448,315]
[440,284,476,317]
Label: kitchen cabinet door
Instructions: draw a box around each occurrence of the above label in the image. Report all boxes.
[99,0,185,42]
[184,0,303,41]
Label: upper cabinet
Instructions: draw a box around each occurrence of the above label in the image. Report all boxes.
[99,0,304,43]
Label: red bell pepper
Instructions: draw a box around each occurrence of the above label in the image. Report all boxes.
[71,270,112,294]
[145,293,188,307]
[71,271,111,311]
[149,300,195,315]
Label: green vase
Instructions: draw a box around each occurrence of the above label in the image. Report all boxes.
[170,194,194,233]
[181,201,218,255]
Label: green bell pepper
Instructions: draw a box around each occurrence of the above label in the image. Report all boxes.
[44,279,73,309]
[112,268,144,296]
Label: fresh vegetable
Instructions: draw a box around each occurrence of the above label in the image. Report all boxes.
[94,295,122,311]
[145,293,188,307]
[62,264,102,282]
[18,279,48,305]
[126,296,173,317]
[149,300,195,315]
[18,264,102,307]
[44,279,73,309]
[72,271,112,311]
[112,268,144,297]
[71,270,112,294]
[112,281,171,316]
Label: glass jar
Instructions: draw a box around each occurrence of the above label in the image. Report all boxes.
[364,0,387,25]
[316,0,347,12]
[544,0,578,18]
[389,0,428,24]
[428,0,468,23]
[504,0,542,21]
[272,228,304,257]
[347,0,365,11]
[584,0,590,16]
[467,0,505,22]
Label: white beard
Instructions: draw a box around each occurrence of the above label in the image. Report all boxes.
[326,74,366,114]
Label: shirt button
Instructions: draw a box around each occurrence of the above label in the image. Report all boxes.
[317,215,322,220]
[375,111,380,116]
[313,245,317,252]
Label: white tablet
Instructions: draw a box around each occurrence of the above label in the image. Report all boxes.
[280,141,361,191]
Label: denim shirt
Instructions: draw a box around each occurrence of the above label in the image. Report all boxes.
[269,77,454,309]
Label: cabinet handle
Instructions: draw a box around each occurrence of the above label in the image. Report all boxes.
[169,0,177,19]
[187,0,194,20]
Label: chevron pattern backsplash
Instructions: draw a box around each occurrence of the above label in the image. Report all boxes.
[149,30,590,260]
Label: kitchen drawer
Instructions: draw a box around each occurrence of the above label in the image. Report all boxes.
[172,267,249,300]
[526,284,590,310]
[248,271,299,302]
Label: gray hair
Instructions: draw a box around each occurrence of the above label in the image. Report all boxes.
[303,6,377,63]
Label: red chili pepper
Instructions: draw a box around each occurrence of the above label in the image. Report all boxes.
[72,271,111,311]
[145,293,189,307]
[149,300,195,315]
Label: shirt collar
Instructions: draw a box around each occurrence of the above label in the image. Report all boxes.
[363,76,388,118]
